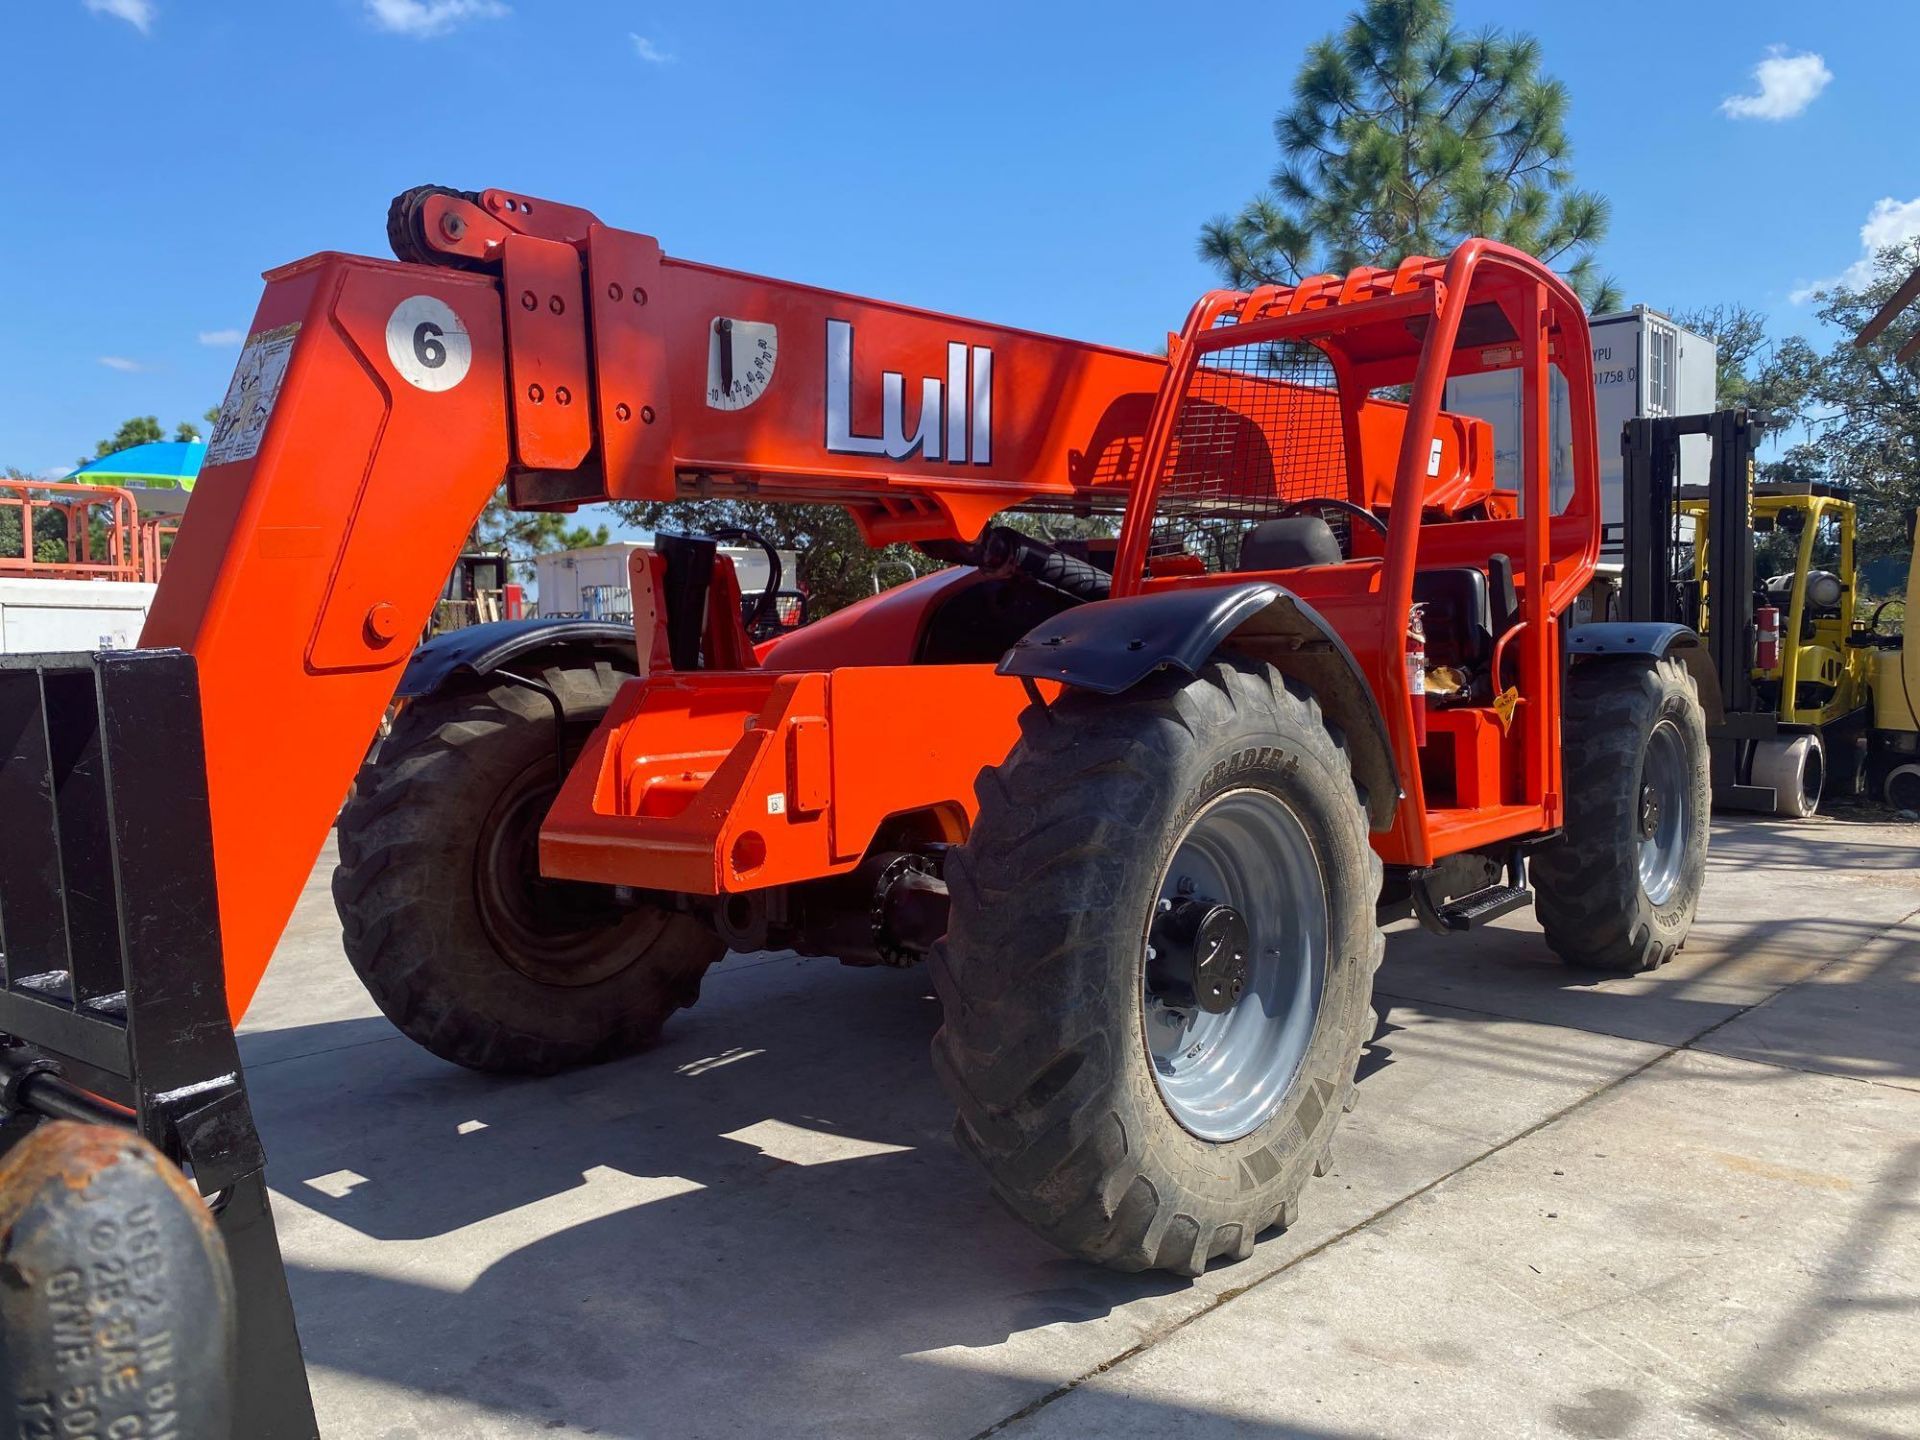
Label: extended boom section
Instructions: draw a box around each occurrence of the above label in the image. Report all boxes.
[142,187,1165,1017]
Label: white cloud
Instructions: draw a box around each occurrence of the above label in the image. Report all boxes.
[364,0,507,38]
[83,0,155,33]
[630,33,673,64]
[198,328,245,347]
[1721,46,1831,121]
[1790,196,1920,303]
[98,356,146,372]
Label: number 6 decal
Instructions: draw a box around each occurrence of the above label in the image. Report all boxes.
[413,322,446,369]
[385,295,472,392]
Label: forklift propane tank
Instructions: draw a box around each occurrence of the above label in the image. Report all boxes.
[1756,605,1781,672]
[1763,571,1844,610]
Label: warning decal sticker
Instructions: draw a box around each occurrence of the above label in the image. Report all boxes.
[205,322,300,467]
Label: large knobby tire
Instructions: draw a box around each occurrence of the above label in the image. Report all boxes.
[333,658,722,1073]
[931,659,1383,1276]
[1535,655,1709,973]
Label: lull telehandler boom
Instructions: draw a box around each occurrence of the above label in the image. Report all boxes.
[5,185,1716,1280]
[142,184,1175,1021]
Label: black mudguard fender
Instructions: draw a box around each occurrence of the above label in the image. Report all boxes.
[999,583,1400,830]
[1565,622,1725,726]
[396,618,638,700]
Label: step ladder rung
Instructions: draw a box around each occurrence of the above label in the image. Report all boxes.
[1438,883,1534,931]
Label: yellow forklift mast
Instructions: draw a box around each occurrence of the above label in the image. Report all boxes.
[1627,413,1876,815]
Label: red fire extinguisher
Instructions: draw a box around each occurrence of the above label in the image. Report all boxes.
[1406,604,1428,747]
[1756,605,1780,672]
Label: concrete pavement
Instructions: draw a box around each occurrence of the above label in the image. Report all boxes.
[237,813,1920,1439]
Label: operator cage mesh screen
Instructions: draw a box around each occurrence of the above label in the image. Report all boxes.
[1148,334,1352,571]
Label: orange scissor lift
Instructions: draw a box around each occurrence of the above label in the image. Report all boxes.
[0,475,172,584]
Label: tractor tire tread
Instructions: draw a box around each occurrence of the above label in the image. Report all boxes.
[931,658,1381,1276]
[332,660,721,1074]
[1534,655,1709,974]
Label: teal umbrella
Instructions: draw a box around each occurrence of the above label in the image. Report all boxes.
[69,441,203,491]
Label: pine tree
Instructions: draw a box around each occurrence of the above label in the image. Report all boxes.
[1200,0,1619,310]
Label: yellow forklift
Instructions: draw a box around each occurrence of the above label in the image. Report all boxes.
[1854,264,1920,810]
[1859,508,1920,810]
[1623,411,1919,816]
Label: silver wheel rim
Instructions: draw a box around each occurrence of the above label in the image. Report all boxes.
[1143,788,1328,1142]
[1637,719,1691,906]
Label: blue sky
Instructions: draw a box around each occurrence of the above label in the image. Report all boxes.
[2,0,1916,480]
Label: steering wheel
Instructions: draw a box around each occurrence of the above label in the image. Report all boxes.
[703,525,783,635]
[1277,497,1389,550]
[1867,596,1906,638]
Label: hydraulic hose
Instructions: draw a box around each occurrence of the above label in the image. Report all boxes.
[975,526,1113,602]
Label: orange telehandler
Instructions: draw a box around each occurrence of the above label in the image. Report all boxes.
[1,185,1720,1428]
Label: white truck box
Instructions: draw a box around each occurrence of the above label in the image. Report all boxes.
[533,542,800,618]
[0,578,156,654]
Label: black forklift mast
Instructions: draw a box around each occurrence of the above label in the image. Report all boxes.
[0,650,317,1438]
[1621,409,1775,809]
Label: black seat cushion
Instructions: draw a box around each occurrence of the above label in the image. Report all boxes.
[1413,567,1493,670]
[1237,516,1342,571]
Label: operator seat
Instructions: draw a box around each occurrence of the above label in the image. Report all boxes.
[1411,567,1496,673]
[1236,515,1343,571]
[1233,518,1504,684]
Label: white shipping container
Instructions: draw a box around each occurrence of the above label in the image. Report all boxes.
[1443,307,1716,556]
[532,542,800,618]
[531,543,646,617]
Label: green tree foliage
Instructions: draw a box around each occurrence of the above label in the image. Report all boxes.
[469,486,609,575]
[91,415,165,459]
[84,413,217,464]
[180,406,222,443]
[1199,0,1619,310]
[1668,302,1811,435]
[1768,241,1920,564]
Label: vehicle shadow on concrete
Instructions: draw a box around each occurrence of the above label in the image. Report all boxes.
[1707,814,1920,872]
[252,961,1194,1436]
[1693,1137,1920,1438]
[1373,816,1920,1088]
[1369,910,1920,1098]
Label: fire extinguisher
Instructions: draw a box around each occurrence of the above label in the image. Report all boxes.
[1756,604,1781,672]
[1406,604,1428,747]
